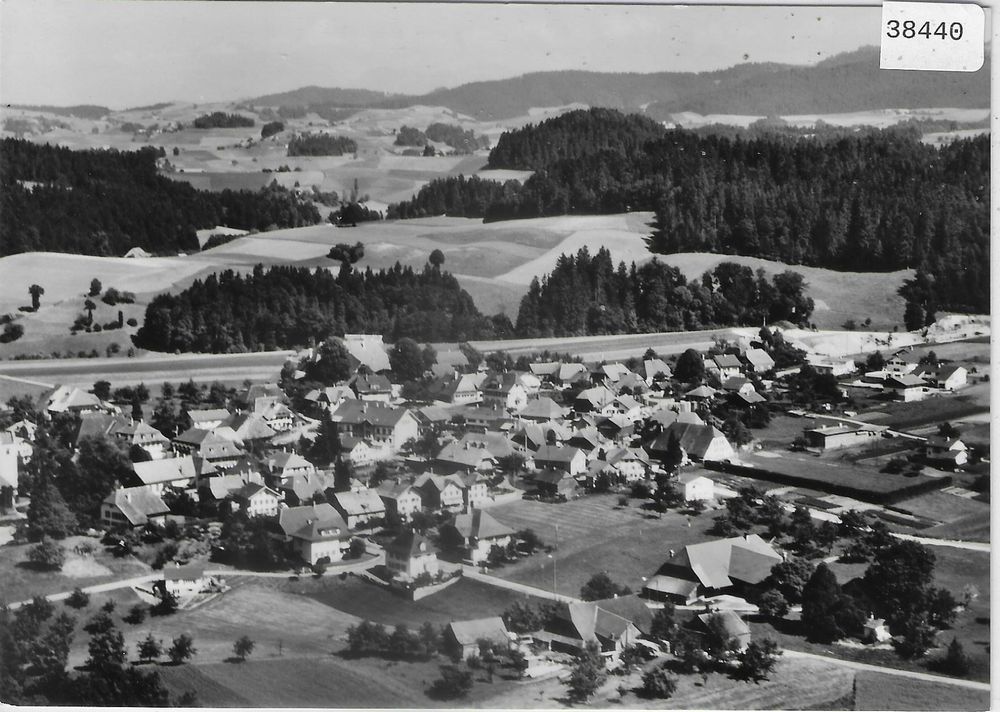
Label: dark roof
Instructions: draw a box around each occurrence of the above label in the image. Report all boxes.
[451,509,514,541]
[591,594,654,635]
[278,503,351,541]
[533,445,584,464]
[350,373,393,395]
[448,617,509,647]
[712,354,742,369]
[102,487,169,526]
[76,413,120,444]
[162,563,206,582]
[649,422,730,459]
[332,400,412,428]
[519,397,566,421]
[385,530,437,558]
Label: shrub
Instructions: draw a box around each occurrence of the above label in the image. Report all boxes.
[66,587,91,609]
[0,322,24,343]
[641,665,678,698]
[428,665,473,700]
[150,592,179,616]
[123,604,147,625]
[757,589,790,618]
[28,537,65,570]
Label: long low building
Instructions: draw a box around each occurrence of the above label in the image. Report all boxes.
[803,423,887,451]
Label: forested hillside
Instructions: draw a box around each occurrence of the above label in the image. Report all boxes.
[134,263,502,352]
[391,109,989,316]
[515,247,814,337]
[246,47,987,121]
[645,46,990,118]
[0,139,322,257]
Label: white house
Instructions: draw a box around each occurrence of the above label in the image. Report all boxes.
[233,482,281,517]
[278,503,353,565]
[385,530,439,579]
[378,481,423,521]
[884,374,929,402]
[157,564,222,598]
[532,445,587,476]
[915,364,968,391]
[679,473,715,502]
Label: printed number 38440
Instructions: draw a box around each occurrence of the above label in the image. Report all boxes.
[886,19,964,39]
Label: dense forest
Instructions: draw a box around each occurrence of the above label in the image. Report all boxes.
[515,247,814,337]
[192,112,254,129]
[0,139,322,257]
[287,133,357,157]
[388,175,522,220]
[390,109,989,315]
[134,263,503,352]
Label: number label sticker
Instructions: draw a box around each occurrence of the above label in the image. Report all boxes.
[881,2,985,72]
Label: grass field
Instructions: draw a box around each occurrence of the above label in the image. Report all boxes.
[652,254,911,332]
[479,652,855,710]
[1,204,922,356]
[857,389,990,430]
[894,491,989,524]
[158,653,529,708]
[922,511,990,542]
[852,671,990,711]
[736,451,940,499]
[0,536,150,603]
[65,581,362,670]
[623,656,854,710]
[487,493,719,597]
[286,575,546,626]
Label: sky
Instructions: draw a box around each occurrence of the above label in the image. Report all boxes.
[0,1,887,109]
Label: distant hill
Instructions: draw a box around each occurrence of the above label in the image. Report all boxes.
[396,63,808,120]
[245,85,398,108]
[22,46,991,124]
[8,104,111,120]
[242,46,988,121]
[644,46,990,118]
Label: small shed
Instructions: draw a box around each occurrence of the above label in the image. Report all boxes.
[445,617,511,660]
[862,614,891,643]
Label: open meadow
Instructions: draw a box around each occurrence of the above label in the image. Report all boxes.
[487,493,719,597]
[276,574,547,627]
[0,535,150,604]
[0,201,918,357]
[852,671,991,711]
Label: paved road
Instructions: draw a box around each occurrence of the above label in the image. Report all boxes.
[5,557,382,610]
[890,531,990,552]
[461,565,581,604]
[782,649,990,692]
[7,572,160,609]
[0,351,295,388]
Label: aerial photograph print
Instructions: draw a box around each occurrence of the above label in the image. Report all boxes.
[0,0,991,708]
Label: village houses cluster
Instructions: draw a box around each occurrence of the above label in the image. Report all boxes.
[0,328,982,678]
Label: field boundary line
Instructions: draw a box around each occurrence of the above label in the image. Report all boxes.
[782,649,990,691]
[461,565,582,604]
[0,374,55,389]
